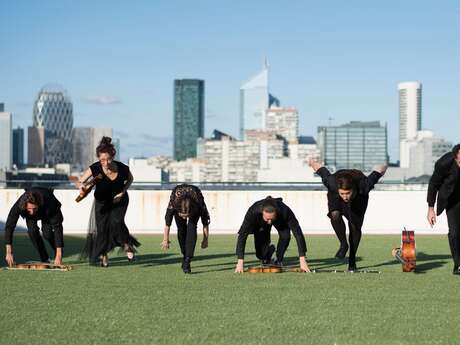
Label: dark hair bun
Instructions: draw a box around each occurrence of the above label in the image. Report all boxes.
[96,136,116,158]
[100,136,112,145]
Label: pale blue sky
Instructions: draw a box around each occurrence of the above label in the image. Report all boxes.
[1,0,459,161]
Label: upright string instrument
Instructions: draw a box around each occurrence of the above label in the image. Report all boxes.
[75,174,103,202]
[392,229,416,272]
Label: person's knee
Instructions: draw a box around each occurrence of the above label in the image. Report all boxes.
[330,211,342,222]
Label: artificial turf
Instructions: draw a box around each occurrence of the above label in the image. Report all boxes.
[0,234,458,345]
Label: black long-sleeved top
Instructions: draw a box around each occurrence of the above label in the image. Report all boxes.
[236,198,307,259]
[316,167,382,196]
[165,184,210,226]
[4,188,62,245]
[427,152,460,215]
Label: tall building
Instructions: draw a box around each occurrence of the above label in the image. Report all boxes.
[0,103,4,112]
[0,111,12,171]
[317,121,388,172]
[30,84,74,166]
[265,107,299,142]
[402,131,452,177]
[173,79,205,161]
[12,127,24,168]
[239,60,279,138]
[72,127,113,171]
[398,81,422,163]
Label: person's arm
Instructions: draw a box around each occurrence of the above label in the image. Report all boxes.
[162,190,176,250]
[286,209,310,272]
[365,165,387,192]
[114,170,133,202]
[309,159,332,189]
[235,209,253,273]
[427,161,446,226]
[50,212,64,265]
[196,188,210,248]
[77,168,93,194]
[4,199,22,267]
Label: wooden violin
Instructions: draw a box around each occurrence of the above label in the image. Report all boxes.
[245,265,307,273]
[392,229,416,272]
[8,263,73,271]
[76,174,103,202]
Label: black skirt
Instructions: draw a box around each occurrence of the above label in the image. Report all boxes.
[81,194,140,264]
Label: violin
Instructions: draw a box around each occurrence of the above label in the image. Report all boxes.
[245,265,306,273]
[392,229,416,272]
[76,174,103,202]
[8,263,73,271]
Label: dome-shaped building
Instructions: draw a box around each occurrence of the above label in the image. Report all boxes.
[32,84,73,165]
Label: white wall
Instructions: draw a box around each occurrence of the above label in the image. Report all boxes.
[0,188,448,235]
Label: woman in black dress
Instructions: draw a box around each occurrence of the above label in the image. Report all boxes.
[78,136,140,267]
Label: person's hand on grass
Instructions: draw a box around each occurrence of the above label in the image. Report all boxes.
[235,259,244,273]
[161,239,170,251]
[299,256,311,273]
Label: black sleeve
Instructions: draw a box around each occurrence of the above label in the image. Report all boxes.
[4,198,22,245]
[89,162,101,177]
[50,210,64,248]
[427,161,447,207]
[195,188,210,226]
[365,171,383,193]
[316,167,333,190]
[236,207,255,259]
[286,208,307,257]
[165,189,177,226]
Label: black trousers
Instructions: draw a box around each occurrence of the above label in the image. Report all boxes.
[446,201,460,267]
[174,215,198,259]
[328,195,367,266]
[26,210,64,262]
[254,228,291,262]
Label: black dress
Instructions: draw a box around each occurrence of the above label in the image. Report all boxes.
[81,161,140,264]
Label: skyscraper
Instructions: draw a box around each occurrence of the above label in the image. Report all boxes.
[72,127,113,171]
[0,110,12,171]
[398,81,422,164]
[30,84,74,166]
[12,127,24,168]
[317,121,388,172]
[239,60,279,138]
[173,79,205,161]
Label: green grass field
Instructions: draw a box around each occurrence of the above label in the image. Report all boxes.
[1,234,458,345]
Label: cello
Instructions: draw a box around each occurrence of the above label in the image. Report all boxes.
[392,229,416,272]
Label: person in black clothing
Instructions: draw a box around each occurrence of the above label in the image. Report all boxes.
[234,196,310,273]
[427,144,460,275]
[310,160,387,271]
[161,184,210,273]
[78,136,139,267]
[4,188,64,266]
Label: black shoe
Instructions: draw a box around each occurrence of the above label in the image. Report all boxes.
[273,259,283,267]
[262,244,276,265]
[347,263,357,272]
[335,244,349,259]
[453,266,460,275]
[182,257,191,274]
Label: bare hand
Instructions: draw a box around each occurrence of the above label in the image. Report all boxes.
[113,192,124,203]
[79,185,86,196]
[235,262,244,273]
[299,256,311,272]
[375,164,388,175]
[161,240,170,251]
[5,253,15,267]
[308,158,323,173]
[201,237,208,249]
[427,207,436,227]
[54,255,62,266]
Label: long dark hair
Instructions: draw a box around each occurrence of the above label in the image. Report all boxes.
[453,144,460,157]
[19,191,43,210]
[96,136,116,158]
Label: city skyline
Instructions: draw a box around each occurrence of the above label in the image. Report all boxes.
[1,1,459,162]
